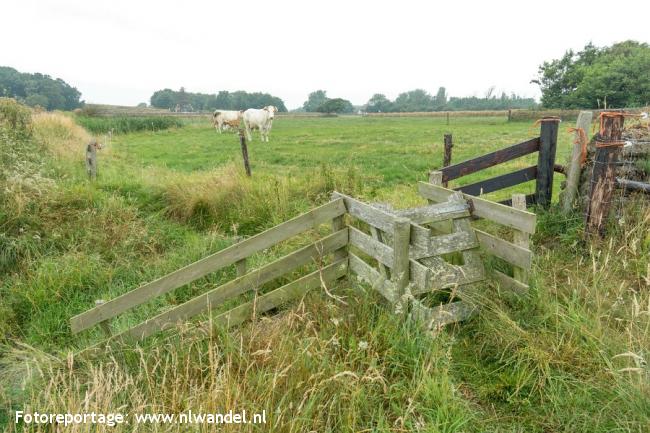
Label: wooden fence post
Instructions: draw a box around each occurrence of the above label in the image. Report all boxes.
[86,140,98,180]
[585,112,625,235]
[239,129,252,177]
[443,134,453,187]
[511,193,529,284]
[562,111,593,213]
[94,299,112,337]
[507,109,512,122]
[331,214,347,261]
[535,117,560,208]
[446,112,450,126]
[392,217,411,307]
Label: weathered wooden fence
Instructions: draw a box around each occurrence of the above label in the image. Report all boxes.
[333,191,485,330]
[71,199,349,346]
[434,118,561,208]
[72,186,537,348]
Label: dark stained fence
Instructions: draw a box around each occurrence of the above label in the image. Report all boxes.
[435,118,561,208]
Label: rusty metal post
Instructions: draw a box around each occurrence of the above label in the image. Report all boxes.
[585,112,625,236]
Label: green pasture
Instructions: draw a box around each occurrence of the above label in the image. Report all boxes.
[112,116,576,200]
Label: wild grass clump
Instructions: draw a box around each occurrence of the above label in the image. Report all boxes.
[76,116,184,134]
[31,111,92,159]
[163,163,367,233]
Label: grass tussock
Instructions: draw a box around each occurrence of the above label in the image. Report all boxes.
[163,163,367,233]
[32,111,92,159]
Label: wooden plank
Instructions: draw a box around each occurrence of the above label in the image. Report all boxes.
[511,194,530,284]
[333,191,430,252]
[410,299,476,329]
[408,231,478,260]
[349,226,394,268]
[332,192,396,233]
[393,201,470,225]
[100,229,348,342]
[70,198,346,334]
[475,229,532,270]
[492,270,529,294]
[440,137,540,182]
[418,182,537,234]
[369,226,389,278]
[535,119,560,208]
[331,214,347,261]
[392,218,411,302]
[349,253,398,303]
[208,259,348,329]
[454,166,537,196]
[410,257,484,295]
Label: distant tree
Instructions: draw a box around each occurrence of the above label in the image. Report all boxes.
[365,93,393,113]
[150,89,176,109]
[394,89,433,112]
[316,98,354,114]
[0,66,82,110]
[137,102,147,108]
[149,88,287,112]
[303,90,328,112]
[533,40,650,108]
[432,87,447,110]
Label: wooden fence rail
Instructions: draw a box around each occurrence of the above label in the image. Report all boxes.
[434,119,560,208]
[71,199,347,337]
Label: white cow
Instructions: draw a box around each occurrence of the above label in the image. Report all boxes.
[212,110,243,133]
[242,106,278,142]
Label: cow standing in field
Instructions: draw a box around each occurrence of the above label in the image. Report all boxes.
[212,110,243,133]
[242,106,278,142]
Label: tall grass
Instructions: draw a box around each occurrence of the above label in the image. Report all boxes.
[1,110,649,432]
[75,116,184,134]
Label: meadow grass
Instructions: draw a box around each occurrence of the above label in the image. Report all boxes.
[1,112,648,432]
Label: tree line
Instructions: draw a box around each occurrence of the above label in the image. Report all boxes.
[0,67,82,110]
[149,88,287,112]
[299,88,537,113]
[533,40,650,109]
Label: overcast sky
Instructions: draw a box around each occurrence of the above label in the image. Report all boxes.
[3,0,648,109]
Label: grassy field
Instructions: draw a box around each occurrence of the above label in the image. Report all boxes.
[113,116,574,198]
[1,107,649,432]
